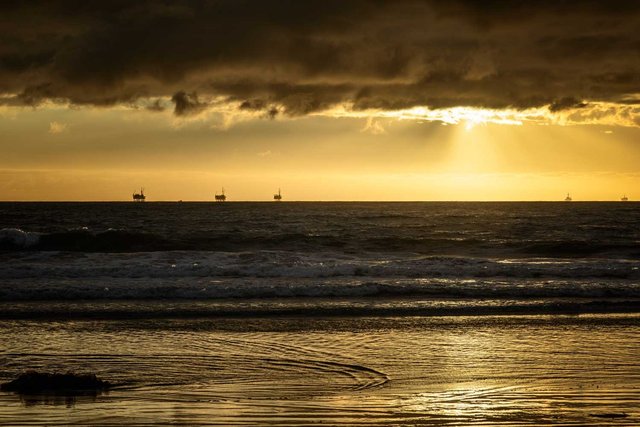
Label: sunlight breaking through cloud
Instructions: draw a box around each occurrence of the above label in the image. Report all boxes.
[316,102,640,129]
[2,92,640,130]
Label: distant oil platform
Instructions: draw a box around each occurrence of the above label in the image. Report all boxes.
[126,186,630,202]
[132,188,146,202]
[215,188,226,202]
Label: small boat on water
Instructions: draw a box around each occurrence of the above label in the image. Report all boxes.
[621,195,629,202]
[274,188,282,201]
[132,188,146,202]
[564,193,572,202]
[215,188,226,202]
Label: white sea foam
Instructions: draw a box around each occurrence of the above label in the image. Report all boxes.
[1,250,638,281]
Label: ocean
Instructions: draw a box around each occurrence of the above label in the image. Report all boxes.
[1,202,639,425]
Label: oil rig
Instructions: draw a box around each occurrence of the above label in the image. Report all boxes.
[215,188,226,202]
[132,188,146,202]
[274,188,282,201]
[564,193,572,202]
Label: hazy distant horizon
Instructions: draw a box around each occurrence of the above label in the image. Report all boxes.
[0,198,636,203]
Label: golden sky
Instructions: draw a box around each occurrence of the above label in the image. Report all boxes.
[1,1,640,201]
[1,103,638,201]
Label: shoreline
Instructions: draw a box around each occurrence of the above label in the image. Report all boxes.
[1,297,639,320]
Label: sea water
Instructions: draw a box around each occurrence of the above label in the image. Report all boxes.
[1,202,639,425]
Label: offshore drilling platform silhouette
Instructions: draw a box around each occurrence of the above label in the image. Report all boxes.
[215,188,226,202]
[132,188,146,202]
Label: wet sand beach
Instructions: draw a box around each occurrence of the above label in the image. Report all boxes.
[1,312,639,425]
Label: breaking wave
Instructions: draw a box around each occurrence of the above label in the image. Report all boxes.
[1,276,639,301]
[2,203,639,311]
[1,250,639,281]
[2,227,640,258]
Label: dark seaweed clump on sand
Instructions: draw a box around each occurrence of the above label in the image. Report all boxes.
[1,371,111,395]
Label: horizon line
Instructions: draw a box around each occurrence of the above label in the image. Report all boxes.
[0,199,635,203]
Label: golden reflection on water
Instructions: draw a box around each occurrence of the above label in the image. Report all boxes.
[0,315,638,425]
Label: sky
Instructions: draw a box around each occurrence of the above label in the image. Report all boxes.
[1,0,640,201]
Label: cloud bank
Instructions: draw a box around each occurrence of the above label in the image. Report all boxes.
[1,0,640,125]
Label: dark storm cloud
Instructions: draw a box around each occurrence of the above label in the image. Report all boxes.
[266,106,279,120]
[548,97,588,112]
[1,0,640,116]
[171,91,206,116]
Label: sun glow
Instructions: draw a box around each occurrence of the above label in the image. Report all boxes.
[315,101,640,129]
[320,104,536,128]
